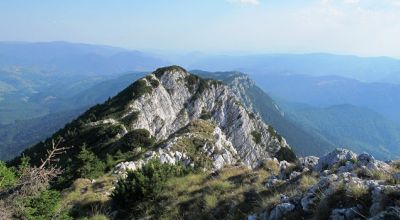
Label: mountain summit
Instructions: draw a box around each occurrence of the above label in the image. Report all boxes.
[18,66,294,185]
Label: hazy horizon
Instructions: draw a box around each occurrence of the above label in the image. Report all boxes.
[1,0,400,57]
[2,40,400,60]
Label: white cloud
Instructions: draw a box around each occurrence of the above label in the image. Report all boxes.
[227,0,260,6]
[343,0,360,4]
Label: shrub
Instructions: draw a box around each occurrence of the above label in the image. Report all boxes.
[0,161,16,189]
[76,147,106,179]
[314,182,370,219]
[154,66,186,78]
[21,190,62,220]
[251,131,262,145]
[146,76,160,88]
[299,175,318,192]
[185,75,199,93]
[276,147,297,163]
[200,109,212,120]
[203,194,218,209]
[260,159,279,175]
[120,129,155,151]
[121,111,140,127]
[111,160,189,216]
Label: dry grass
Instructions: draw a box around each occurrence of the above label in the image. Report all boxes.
[299,175,318,192]
[158,166,274,219]
[59,175,116,219]
[260,159,280,176]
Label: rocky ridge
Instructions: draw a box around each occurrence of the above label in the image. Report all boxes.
[251,148,400,220]
[18,66,293,185]
[112,66,292,175]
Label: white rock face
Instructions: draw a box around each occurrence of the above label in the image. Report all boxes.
[108,67,291,171]
[314,148,357,172]
[299,156,319,169]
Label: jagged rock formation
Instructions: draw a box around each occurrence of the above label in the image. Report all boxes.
[252,148,400,220]
[111,67,293,175]
[118,67,289,168]
[18,66,292,185]
[194,70,336,157]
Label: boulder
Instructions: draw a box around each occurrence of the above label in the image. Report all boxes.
[369,206,400,220]
[330,206,361,220]
[315,148,357,172]
[265,202,295,220]
[393,173,400,182]
[357,153,375,166]
[289,171,301,180]
[299,156,319,170]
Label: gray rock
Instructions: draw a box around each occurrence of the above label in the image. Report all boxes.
[247,215,257,220]
[265,175,284,188]
[299,156,319,169]
[357,153,375,166]
[301,193,319,213]
[369,206,400,220]
[315,148,357,172]
[266,202,295,220]
[289,171,301,180]
[393,173,400,181]
[330,207,361,220]
[118,68,291,169]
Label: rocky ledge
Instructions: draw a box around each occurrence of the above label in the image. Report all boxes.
[249,148,400,220]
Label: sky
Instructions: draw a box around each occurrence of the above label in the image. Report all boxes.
[1,0,400,57]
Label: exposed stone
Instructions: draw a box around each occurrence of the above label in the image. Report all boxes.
[299,156,319,170]
[357,153,375,166]
[393,173,400,182]
[289,171,301,180]
[369,206,400,220]
[265,202,295,220]
[315,148,357,172]
[330,206,361,220]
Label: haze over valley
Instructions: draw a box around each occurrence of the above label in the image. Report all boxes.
[1,1,400,219]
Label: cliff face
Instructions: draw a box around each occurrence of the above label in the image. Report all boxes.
[19,66,292,179]
[110,66,290,169]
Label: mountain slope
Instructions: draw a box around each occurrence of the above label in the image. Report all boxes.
[0,108,86,161]
[14,66,292,186]
[0,41,169,124]
[193,70,335,156]
[252,73,400,124]
[0,72,147,161]
[280,103,400,159]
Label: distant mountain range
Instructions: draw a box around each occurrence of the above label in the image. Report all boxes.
[186,53,400,84]
[1,42,400,160]
[252,73,400,124]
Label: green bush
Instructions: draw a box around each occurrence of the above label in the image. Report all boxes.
[185,74,199,93]
[200,109,212,120]
[76,147,105,179]
[154,66,187,78]
[251,131,262,144]
[21,190,62,220]
[276,147,297,163]
[111,160,189,216]
[121,111,140,127]
[146,76,160,88]
[120,129,155,151]
[0,161,16,189]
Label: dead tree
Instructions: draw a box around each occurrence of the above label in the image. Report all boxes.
[0,137,71,217]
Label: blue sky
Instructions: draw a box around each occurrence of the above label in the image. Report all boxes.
[1,0,400,57]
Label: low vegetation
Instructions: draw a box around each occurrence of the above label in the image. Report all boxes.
[276,147,297,163]
[111,160,190,219]
[251,130,262,144]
